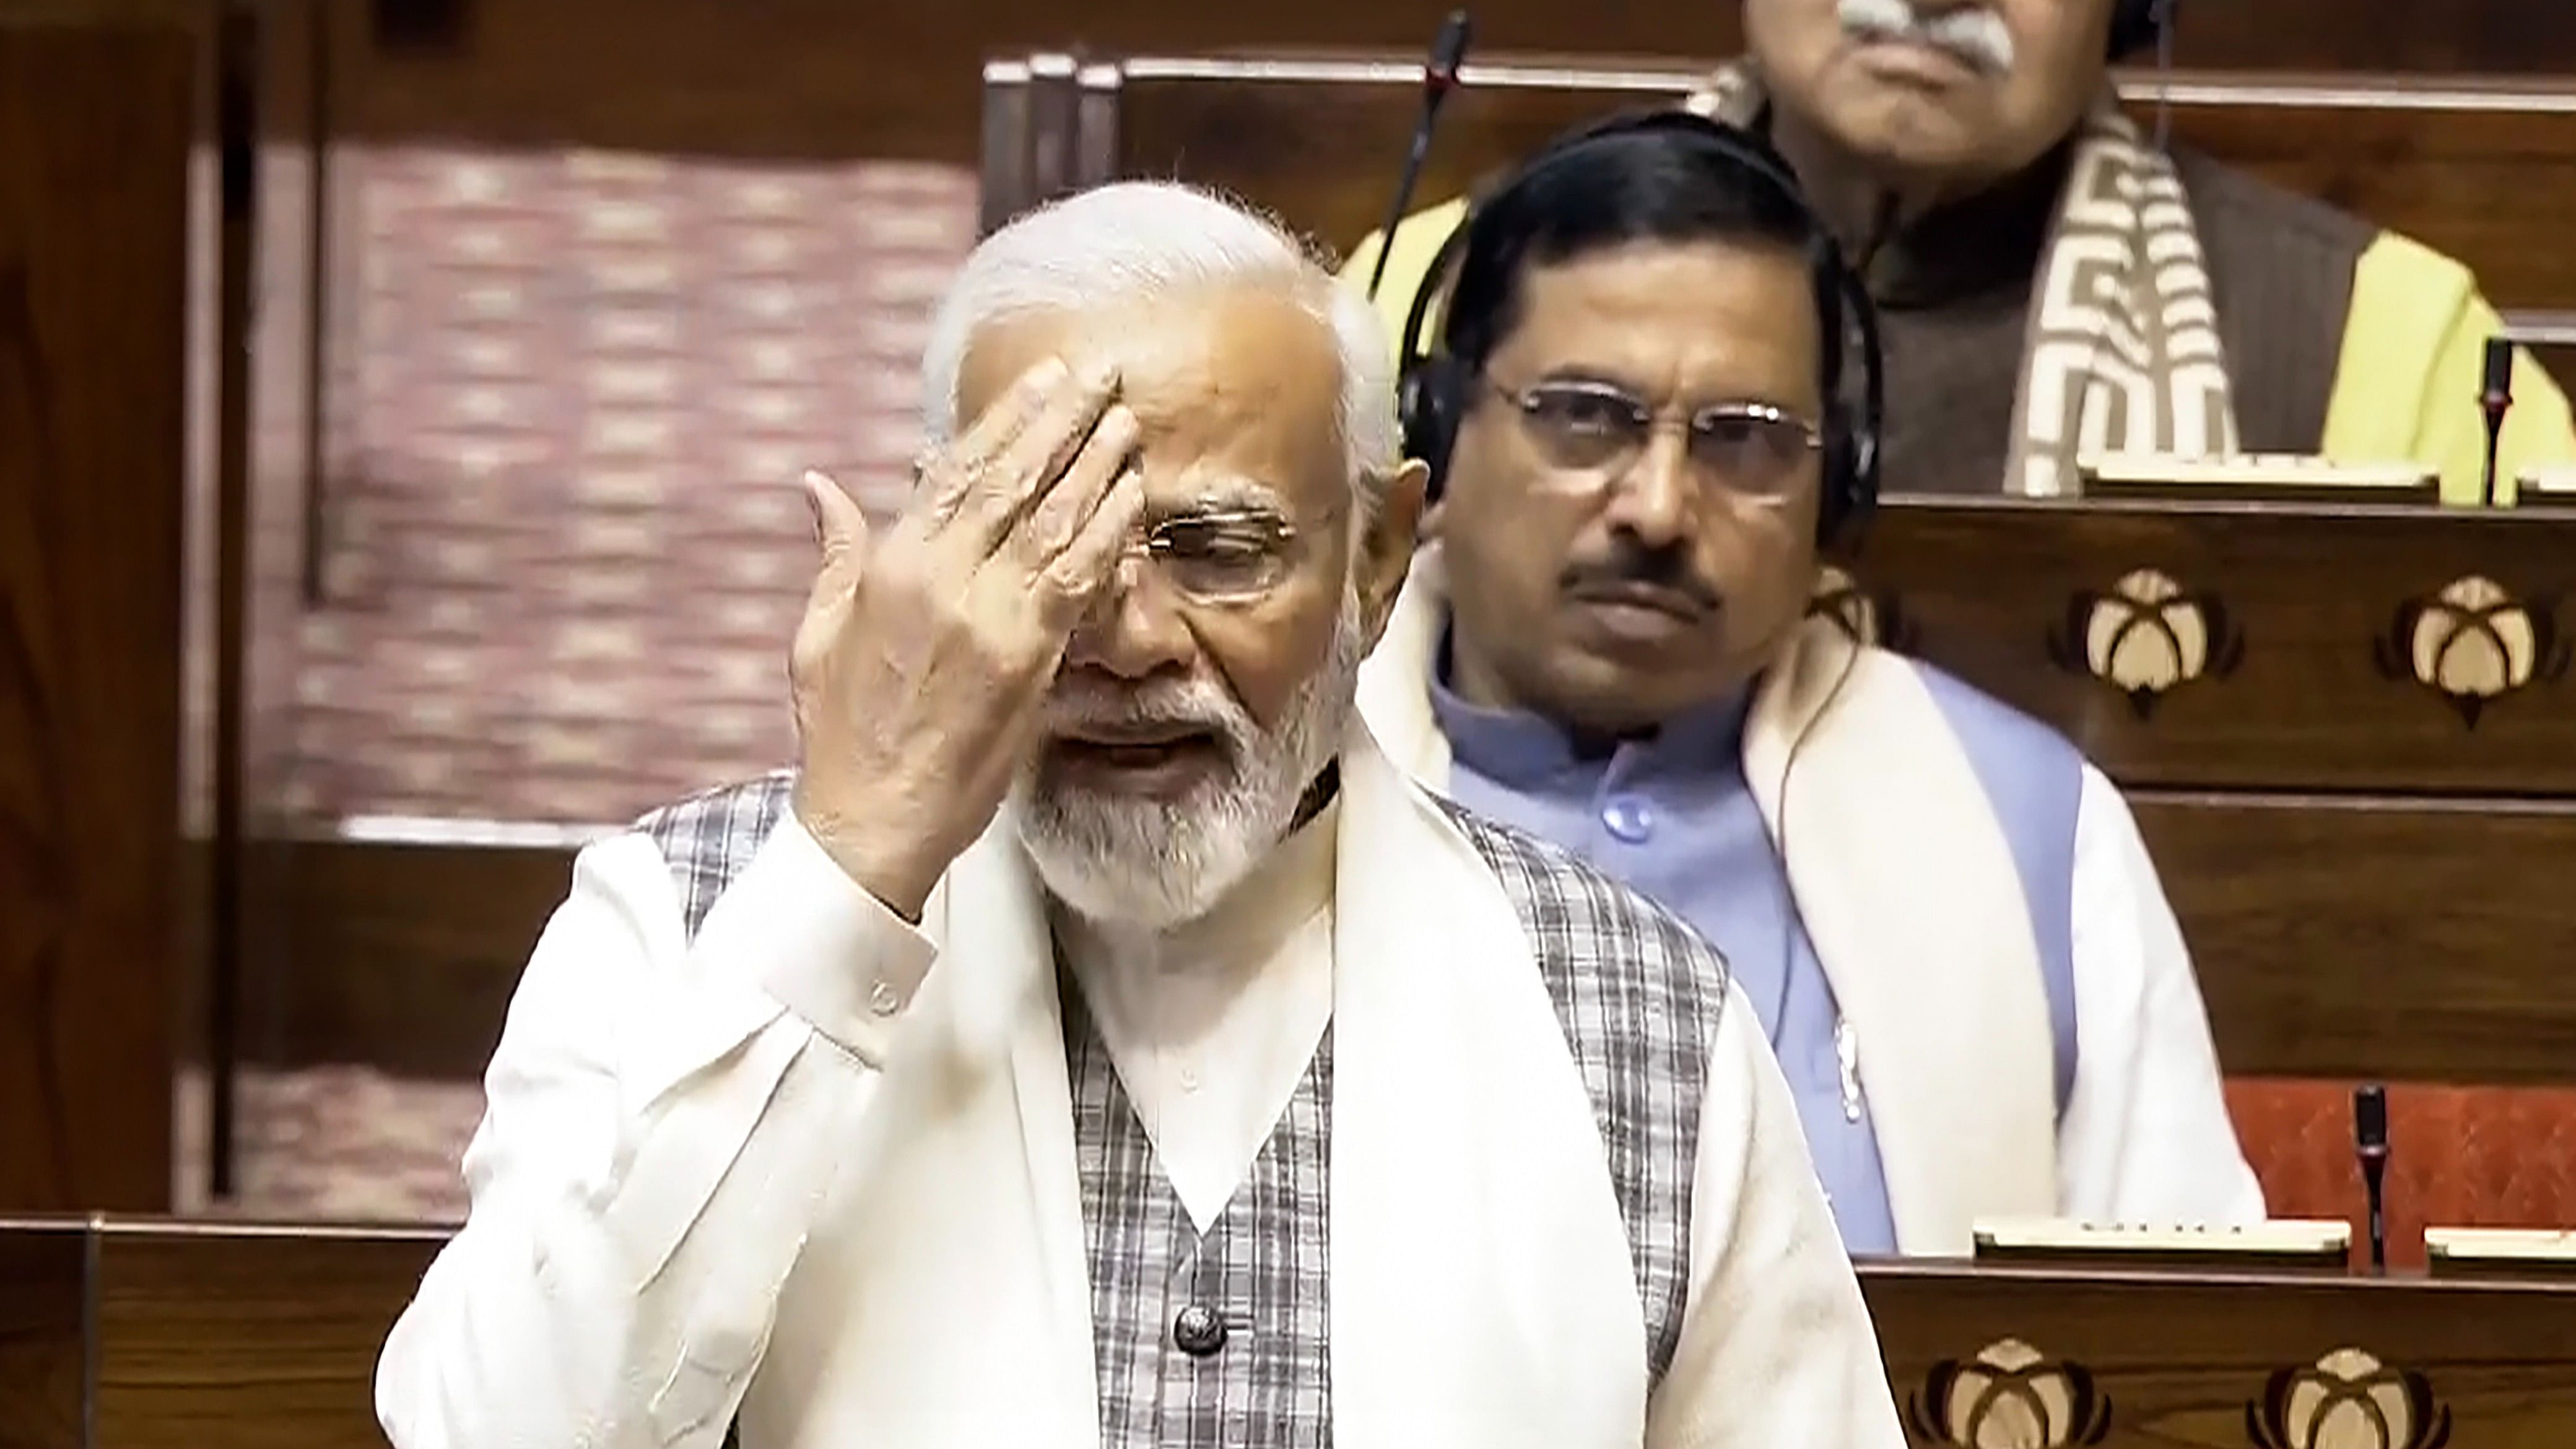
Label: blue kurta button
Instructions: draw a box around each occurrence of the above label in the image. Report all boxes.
[1601,794,1655,843]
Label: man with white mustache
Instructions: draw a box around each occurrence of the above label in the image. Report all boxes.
[374,180,1906,1448]
[1833,0,2016,78]
[1355,0,2573,501]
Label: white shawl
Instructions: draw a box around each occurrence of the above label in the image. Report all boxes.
[1354,548,2058,1255]
[742,726,1652,1447]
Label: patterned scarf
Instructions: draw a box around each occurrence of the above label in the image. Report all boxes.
[1687,64,2241,496]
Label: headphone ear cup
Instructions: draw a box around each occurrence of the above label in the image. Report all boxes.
[1401,355,1468,502]
[2106,0,2165,58]
[1816,407,1852,547]
[1814,401,1879,548]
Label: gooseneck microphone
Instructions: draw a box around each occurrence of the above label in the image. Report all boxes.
[2354,1083,2390,1274]
[1365,9,1474,301]
[2480,336,2515,508]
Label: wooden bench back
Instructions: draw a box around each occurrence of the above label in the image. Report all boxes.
[1829,499,2576,1086]
[980,54,2576,321]
[258,498,2576,1089]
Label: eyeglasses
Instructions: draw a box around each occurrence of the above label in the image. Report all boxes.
[1485,376,1822,500]
[1120,507,1307,606]
[812,458,1310,608]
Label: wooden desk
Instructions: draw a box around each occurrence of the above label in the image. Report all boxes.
[9,1219,2576,1447]
[1868,1258,2576,1446]
[0,1217,440,1449]
[1840,497,2576,794]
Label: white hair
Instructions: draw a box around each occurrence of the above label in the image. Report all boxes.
[917,181,1400,510]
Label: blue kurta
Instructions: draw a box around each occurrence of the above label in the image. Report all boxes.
[1430,642,2083,1258]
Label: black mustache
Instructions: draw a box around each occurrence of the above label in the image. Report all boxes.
[1557,552,1722,612]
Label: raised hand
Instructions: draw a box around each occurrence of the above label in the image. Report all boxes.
[788,355,1147,919]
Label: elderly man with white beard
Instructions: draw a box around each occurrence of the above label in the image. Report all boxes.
[373,180,1906,1449]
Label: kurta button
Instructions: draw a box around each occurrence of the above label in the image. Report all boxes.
[866,980,901,1016]
[1172,1303,1227,1357]
[1601,794,1655,843]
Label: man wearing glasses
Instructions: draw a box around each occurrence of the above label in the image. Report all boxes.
[376,180,1905,1448]
[1351,117,2263,1260]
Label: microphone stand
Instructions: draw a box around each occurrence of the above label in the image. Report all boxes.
[1365,9,1473,302]
[2354,1083,2390,1275]
[2480,336,2515,508]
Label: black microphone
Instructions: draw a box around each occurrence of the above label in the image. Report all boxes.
[2480,336,2515,508]
[2354,1083,2390,1274]
[1365,9,1473,301]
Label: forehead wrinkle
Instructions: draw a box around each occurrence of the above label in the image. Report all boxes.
[962,284,1349,515]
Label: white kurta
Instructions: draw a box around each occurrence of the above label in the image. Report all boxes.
[375,726,1907,1449]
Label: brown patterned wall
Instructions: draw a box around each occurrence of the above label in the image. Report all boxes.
[189,145,979,1216]
[279,146,975,827]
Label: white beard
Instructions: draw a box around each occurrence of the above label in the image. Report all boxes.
[1011,596,1362,933]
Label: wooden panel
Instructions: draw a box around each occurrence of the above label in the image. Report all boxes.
[2136,794,2576,1086]
[240,837,567,1077]
[318,0,2576,162]
[89,1221,442,1449]
[0,1222,84,1449]
[1094,62,2576,313]
[1864,1260,2576,1447]
[254,788,2576,1089]
[19,1220,2576,1448]
[1845,498,2576,794]
[0,17,197,1211]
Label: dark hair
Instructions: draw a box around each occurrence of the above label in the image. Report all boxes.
[1438,124,1842,406]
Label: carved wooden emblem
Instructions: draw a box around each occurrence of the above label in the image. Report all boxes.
[2370,575,2569,727]
[2247,1347,2452,1449]
[1809,564,1916,652]
[1905,1338,2112,1447]
[2045,568,2243,718]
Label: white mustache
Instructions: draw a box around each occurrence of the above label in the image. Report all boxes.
[1837,0,2016,74]
[1040,677,1243,741]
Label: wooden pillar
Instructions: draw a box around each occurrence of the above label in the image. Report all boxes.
[0,14,198,1211]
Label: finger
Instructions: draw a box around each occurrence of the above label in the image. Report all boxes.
[1007,403,1140,572]
[803,470,873,602]
[794,471,872,661]
[1032,466,1148,633]
[916,355,1073,524]
[805,469,871,572]
[952,356,1070,467]
[951,356,1120,555]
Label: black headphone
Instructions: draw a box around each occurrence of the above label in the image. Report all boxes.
[1395,109,1883,547]
[2107,0,2175,59]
